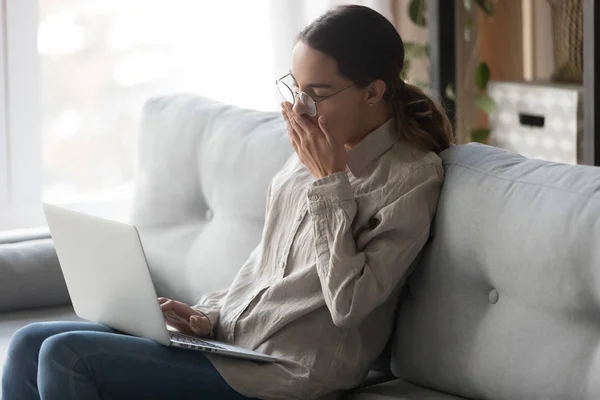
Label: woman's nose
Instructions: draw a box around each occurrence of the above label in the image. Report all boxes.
[292,97,309,116]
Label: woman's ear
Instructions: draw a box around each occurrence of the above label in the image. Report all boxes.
[365,80,387,106]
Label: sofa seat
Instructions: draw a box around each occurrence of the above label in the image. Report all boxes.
[346,378,468,400]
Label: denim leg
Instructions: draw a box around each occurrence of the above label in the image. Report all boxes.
[1,321,115,400]
[37,330,251,400]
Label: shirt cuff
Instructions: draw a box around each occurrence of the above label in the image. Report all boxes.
[307,171,354,212]
[190,306,218,337]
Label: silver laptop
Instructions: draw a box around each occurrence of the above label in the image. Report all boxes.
[42,203,276,363]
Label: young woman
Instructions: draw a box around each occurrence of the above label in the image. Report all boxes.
[2,5,452,400]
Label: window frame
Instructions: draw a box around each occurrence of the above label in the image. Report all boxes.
[0,0,43,231]
[0,0,135,231]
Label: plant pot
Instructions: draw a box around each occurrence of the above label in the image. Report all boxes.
[547,0,583,83]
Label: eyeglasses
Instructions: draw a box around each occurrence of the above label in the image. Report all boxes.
[275,73,354,117]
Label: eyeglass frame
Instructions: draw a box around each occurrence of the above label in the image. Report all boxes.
[275,73,355,116]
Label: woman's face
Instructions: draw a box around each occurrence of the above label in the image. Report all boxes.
[288,41,370,145]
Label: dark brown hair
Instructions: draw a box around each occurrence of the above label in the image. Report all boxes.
[298,5,454,154]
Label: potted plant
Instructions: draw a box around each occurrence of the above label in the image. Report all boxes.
[403,0,495,143]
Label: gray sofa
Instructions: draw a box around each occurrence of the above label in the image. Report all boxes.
[1,94,599,400]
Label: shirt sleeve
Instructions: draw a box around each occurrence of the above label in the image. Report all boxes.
[306,163,444,328]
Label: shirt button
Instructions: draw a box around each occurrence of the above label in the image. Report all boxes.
[297,213,303,221]
[310,194,319,201]
[205,209,213,221]
[280,261,285,269]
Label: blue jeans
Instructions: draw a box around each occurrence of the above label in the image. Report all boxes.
[1,321,252,400]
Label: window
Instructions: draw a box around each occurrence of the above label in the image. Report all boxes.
[1,0,277,230]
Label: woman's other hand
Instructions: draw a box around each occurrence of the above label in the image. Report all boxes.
[158,297,211,337]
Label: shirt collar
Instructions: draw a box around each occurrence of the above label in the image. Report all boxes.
[346,118,397,177]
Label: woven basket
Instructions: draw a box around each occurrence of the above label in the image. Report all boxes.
[547,0,583,82]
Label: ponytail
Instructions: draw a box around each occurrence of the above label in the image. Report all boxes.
[387,79,454,154]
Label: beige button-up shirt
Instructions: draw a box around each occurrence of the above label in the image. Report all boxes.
[192,118,444,400]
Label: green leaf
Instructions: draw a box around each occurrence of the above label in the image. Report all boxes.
[463,0,472,12]
[404,42,430,59]
[475,62,490,90]
[445,83,456,101]
[401,59,411,81]
[408,0,427,27]
[475,93,496,114]
[474,0,493,16]
[471,128,490,143]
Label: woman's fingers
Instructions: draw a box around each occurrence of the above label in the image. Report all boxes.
[165,313,209,337]
[282,110,301,151]
[160,300,195,318]
[160,300,209,337]
[289,111,314,135]
[163,309,193,332]
[158,297,169,305]
[288,117,307,150]
[163,310,189,324]
[289,132,299,152]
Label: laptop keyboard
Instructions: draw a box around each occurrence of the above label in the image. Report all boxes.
[170,332,226,350]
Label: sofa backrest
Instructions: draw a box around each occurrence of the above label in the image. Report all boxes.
[131,94,291,304]
[392,143,600,400]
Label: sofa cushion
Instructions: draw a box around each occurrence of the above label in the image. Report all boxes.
[131,94,292,304]
[345,378,468,400]
[0,238,69,313]
[392,143,600,399]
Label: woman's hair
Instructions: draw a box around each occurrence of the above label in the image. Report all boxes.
[298,5,454,154]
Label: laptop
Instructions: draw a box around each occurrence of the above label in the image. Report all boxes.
[42,203,277,363]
